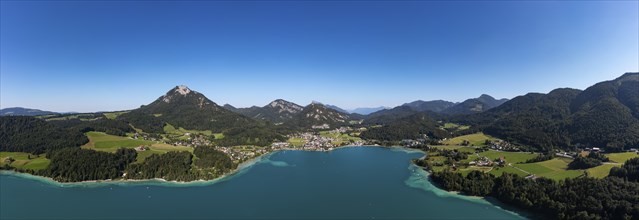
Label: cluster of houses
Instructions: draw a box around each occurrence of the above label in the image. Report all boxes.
[311,124,330,130]
[132,133,159,142]
[469,156,507,167]
[401,139,427,147]
[213,146,269,163]
[486,140,519,151]
[134,145,150,151]
[302,135,336,150]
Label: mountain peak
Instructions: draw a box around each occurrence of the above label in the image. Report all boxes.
[478,94,494,99]
[175,85,192,95]
[266,99,303,114]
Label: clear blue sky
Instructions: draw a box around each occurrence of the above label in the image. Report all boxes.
[1,1,637,112]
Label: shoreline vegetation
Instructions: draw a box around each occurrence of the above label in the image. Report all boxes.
[0,145,397,186]
[414,146,639,219]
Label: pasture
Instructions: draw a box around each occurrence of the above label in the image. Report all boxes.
[0,152,50,170]
[442,132,497,146]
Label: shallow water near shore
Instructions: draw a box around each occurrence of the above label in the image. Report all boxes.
[0,146,525,219]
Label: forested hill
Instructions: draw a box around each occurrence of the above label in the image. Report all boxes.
[442,94,508,115]
[119,85,262,133]
[285,103,351,129]
[0,116,88,154]
[225,99,304,123]
[458,72,639,152]
[360,112,450,143]
[401,100,456,113]
[0,107,58,116]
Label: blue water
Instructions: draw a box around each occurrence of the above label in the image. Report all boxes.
[0,147,524,219]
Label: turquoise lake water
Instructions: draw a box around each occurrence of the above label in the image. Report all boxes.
[0,147,525,219]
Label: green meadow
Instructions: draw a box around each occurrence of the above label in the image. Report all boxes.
[319,131,362,145]
[442,132,497,146]
[82,131,192,162]
[606,152,638,163]
[442,123,470,131]
[513,158,583,180]
[163,124,213,136]
[0,152,50,170]
[103,111,129,119]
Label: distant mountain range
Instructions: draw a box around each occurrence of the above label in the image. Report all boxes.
[224,100,352,128]
[350,106,389,115]
[442,94,509,115]
[3,72,637,152]
[0,107,58,116]
[223,99,304,124]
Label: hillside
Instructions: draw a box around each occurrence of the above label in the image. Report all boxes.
[287,103,350,129]
[462,72,639,151]
[0,116,89,154]
[364,106,419,125]
[121,85,259,132]
[360,112,450,142]
[226,99,304,123]
[443,94,508,115]
[402,100,456,112]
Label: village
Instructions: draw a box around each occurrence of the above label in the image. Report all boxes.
[130,126,368,165]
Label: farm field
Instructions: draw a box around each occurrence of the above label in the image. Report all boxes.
[103,111,128,120]
[441,123,470,131]
[431,145,476,153]
[319,131,362,145]
[0,152,50,170]
[287,137,306,147]
[513,158,583,180]
[442,132,497,146]
[163,124,213,136]
[606,152,638,163]
[587,164,621,178]
[82,132,192,162]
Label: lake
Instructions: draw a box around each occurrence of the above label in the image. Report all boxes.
[0,147,525,219]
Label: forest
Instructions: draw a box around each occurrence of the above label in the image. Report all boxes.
[125,151,195,181]
[193,146,235,172]
[0,116,88,154]
[41,148,137,182]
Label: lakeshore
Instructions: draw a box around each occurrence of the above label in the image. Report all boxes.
[0,145,414,186]
[1,146,525,219]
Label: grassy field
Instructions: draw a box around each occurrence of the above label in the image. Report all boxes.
[82,132,192,162]
[83,132,156,151]
[319,131,362,145]
[431,145,477,153]
[213,133,225,139]
[429,146,587,180]
[607,152,638,163]
[471,150,538,164]
[587,164,621,178]
[0,152,50,170]
[287,137,306,147]
[442,123,470,130]
[513,158,583,180]
[103,111,128,120]
[442,132,497,146]
[489,166,528,177]
[163,124,213,136]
